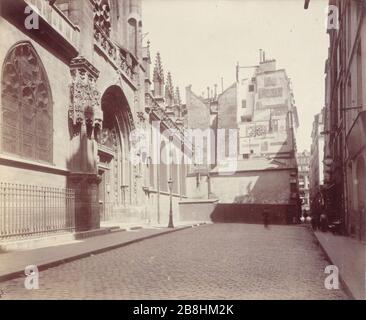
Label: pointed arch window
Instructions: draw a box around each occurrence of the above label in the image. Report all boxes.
[159,141,168,192]
[1,42,53,163]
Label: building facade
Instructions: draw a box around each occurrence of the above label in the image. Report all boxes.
[0,0,189,239]
[309,111,325,216]
[182,55,301,224]
[323,0,366,240]
[297,150,310,214]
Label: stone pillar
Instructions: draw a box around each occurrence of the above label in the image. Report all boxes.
[68,0,94,62]
[68,56,103,231]
[68,173,101,231]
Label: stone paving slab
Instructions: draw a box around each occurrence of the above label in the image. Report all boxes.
[0,223,349,300]
[313,230,366,300]
[0,225,195,282]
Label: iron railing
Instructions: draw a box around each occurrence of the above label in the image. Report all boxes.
[0,182,75,240]
[100,202,124,222]
[99,202,144,222]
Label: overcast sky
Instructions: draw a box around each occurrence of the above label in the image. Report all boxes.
[142,0,329,152]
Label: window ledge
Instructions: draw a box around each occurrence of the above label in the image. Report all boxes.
[0,154,69,175]
[147,189,184,198]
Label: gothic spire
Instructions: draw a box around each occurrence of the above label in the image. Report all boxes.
[153,52,164,97]
[174,86,181,105]
[165,71,174,103]
[153,52,164,83]
[146,40,151,61]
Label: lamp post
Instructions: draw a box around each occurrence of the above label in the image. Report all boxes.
[207,170,211,199]
[168,136,174,228]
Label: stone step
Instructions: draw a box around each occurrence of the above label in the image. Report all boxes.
[0,232,76,252]
[0,227,125,252]
[74,227,121,240]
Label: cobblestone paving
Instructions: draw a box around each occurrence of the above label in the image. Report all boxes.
[0,224,348,299]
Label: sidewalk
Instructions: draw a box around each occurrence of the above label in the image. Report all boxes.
[0,221,208,282]
[313,230,365,300]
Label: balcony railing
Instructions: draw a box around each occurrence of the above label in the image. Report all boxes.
[94,25,138,86]
[24,0,80,50]
[0,182,75,240]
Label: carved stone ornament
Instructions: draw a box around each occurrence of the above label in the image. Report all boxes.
[137,111,145,122]
[69,57,103,133]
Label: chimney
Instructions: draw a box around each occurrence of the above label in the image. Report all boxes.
[214,84,217,98]
[259,49,262,63]
[263,51,266,62]
[207,86,210,99]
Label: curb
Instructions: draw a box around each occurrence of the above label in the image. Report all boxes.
[0,225,197,283]
[309,227,356,300]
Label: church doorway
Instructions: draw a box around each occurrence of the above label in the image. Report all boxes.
[96,86,132,221]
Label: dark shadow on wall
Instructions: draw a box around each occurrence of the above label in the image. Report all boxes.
[66,129,100,232]
[210,203,298,225]
[210,140,301,224]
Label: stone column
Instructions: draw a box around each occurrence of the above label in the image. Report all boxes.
[68,56,103,231]
[68,0,94,62]
[68,173,101,231]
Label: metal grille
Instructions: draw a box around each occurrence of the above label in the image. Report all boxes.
[100,202,136,222]
[0,182,75,240]
[100,202,120,222]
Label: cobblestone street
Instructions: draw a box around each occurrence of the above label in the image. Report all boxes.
[0,224,348,300]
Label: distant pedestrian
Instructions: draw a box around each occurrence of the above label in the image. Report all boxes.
[303,211,308,224]
[320,213,328,232]
[311,213,318,230]
[263,209,269,229]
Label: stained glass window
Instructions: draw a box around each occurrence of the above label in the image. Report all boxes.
[1,42,53,163]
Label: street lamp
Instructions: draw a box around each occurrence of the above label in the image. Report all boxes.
[167,135,174,228]
[167,177,174,228]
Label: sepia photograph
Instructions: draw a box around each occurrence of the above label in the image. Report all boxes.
[0,0,365,306]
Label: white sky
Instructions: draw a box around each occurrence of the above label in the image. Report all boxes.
[142,0,329,152]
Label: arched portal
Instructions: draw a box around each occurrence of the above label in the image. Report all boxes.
[97,85,132,221]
